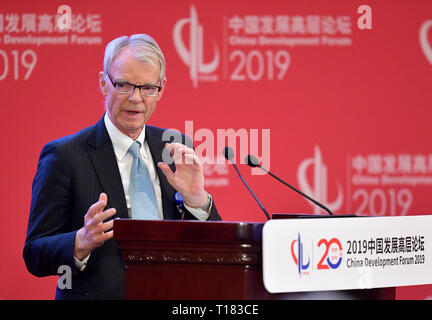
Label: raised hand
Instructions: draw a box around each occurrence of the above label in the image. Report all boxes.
[157,143,208,208]
[74,193,117,260]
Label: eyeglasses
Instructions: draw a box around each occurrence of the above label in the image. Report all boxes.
[106,73,161,97]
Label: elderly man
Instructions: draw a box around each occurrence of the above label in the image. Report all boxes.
[23,34,221,300]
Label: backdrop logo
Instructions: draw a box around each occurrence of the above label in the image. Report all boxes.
[297,145,343,214]
[291,233,311,277]
[173,5,220,88]
[420,20,432,66]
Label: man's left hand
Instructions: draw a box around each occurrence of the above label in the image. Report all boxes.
[157,143,208,208]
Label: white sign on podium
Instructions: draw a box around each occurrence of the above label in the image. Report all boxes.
[262,215,432,293]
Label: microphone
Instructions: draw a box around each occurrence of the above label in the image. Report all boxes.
[245,154,334,216]
[174,192,186,220]
[223,147,270,220]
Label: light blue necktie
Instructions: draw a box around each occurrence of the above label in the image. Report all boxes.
[128,141,159,220]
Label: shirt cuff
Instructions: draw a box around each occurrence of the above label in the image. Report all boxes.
[74,253,91,271]
[183,193,212,221]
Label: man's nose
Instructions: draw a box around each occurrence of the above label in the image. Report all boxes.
[128,87,143,103]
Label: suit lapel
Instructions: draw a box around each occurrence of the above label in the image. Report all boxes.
[87,117,129,219]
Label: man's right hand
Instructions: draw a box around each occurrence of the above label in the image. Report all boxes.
[74,193,116,261]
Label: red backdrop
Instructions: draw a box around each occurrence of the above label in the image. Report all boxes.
[1,0,432,299]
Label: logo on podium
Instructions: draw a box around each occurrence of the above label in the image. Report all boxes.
[291,233,311,277]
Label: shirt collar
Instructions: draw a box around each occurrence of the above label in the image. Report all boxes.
[104,113,146,161]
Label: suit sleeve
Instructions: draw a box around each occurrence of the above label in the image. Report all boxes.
[23,141,78,277]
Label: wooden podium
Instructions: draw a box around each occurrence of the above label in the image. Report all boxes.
[114,219,395,300]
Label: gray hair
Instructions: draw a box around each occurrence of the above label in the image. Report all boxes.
[103,34,166,83]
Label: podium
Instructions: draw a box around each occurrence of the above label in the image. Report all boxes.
[113,219,396,300]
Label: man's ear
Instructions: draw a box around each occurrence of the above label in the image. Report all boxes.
[99,71,108,96]
[157,76,167,101]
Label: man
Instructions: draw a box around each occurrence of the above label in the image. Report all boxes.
[23,34,221,299]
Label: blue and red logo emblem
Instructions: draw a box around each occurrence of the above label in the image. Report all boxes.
[291,234,343,277]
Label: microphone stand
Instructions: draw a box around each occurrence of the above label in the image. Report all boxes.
[246,155,334,216]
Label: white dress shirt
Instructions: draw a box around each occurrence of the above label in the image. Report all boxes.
[104,113,163,219]
[74,114,211,270]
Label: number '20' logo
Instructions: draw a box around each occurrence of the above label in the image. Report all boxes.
[317,238,343,270]
[291,236,343,276]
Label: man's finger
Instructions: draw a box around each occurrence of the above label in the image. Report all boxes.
[182,153,198,165]
[102,219,114,232]
[165,143,194,155]
[157,162,175,181]
[171,148,196,165]
[94,193,108,213]
[102,230,114,242]
[99,192,107,203]
[96,207,117,224]
[165,142,182,151]
[86,196,108,218]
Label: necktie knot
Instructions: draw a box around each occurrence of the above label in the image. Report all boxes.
[128,141,141,159]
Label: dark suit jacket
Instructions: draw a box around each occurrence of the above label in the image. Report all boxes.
[23,116,221,299]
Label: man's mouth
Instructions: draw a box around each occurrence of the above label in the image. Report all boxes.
[125,110,142,115]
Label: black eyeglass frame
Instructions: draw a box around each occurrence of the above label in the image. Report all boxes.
[106,73,162,96]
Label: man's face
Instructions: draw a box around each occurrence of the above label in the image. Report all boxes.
[99,47,166,139]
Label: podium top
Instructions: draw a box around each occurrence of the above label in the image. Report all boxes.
[113,219,264,244]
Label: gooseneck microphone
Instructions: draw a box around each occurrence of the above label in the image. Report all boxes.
[245,154,334,216]
[223,147,270,220]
